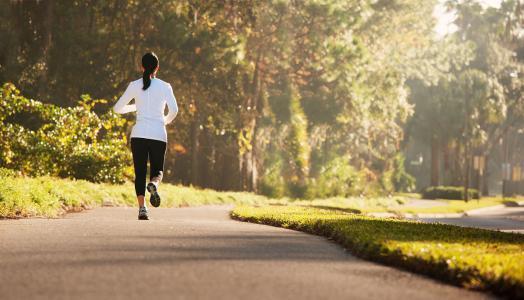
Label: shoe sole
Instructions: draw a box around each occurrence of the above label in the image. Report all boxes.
[138,215,149,220]
[147,183,161,208]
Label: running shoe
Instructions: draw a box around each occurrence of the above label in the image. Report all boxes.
[138,206,149,220]
[147,182,161,207]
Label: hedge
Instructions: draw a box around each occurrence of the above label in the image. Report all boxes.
[422,186,480,200]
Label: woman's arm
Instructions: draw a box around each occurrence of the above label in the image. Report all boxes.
[113,82,137,114]
[164,84,179,125]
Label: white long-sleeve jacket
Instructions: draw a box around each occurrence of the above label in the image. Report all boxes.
[113,77,178,143]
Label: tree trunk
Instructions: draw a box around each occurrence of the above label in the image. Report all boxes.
[251,128,259,192]
[443,142,450,179]
[209,137,217,189]
[191,118,200,186]
[430,135,440,186]
[482,154,489,196]
[464,93,471,202]
[240,50,263,192]
[36,0,54,100]
[464,142,470,202]
[474,164,481,197]
[243,146,253,191]
[240,118,256,191]
[453,143,462,185]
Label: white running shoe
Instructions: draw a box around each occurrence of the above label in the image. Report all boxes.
[138,206,149,220]
[147,182,161,207]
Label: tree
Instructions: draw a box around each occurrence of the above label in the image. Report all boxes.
[405,0,523,195]
[453,69,499,200]
[284,79,310,197]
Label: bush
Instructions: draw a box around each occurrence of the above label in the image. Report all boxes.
[422,186,480,200]
[378,154,416,194]
[259,151,286,198]
[283,80,310,198]
[0,83,132,183]
[391,153,416,192]
[306,155,364,199]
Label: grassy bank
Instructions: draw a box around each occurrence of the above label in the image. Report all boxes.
[1,169,517,218]
[231,205,524,299]
[267,196,407,213]
[397,197,518,214]
[268,195,517,215]
[0,172,268,218]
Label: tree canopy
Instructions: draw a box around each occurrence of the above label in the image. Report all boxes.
[1,0,521,198]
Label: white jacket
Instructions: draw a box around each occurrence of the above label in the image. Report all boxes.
[113,77,178,142]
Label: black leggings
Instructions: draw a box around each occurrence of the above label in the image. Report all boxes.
[130,137,167,196]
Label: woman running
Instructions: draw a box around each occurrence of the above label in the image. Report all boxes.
[113,52,179,220]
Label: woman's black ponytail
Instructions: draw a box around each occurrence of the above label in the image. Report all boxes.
[142,68,152,90]
[142,52,159,90]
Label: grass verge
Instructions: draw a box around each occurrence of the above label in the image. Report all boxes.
[267,196,407,214]
[231,205,524,299]
[268,196,518,215]
[0,171,268,218]
[398,197,517,214]
[2,169,516,219]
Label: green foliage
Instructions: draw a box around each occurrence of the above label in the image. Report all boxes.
[406,0,523,190]
[270,195,406,214]
[398,197,514,214]
[4,0,517,198]
[306,155,364,198]
[0,83,131,183]
[422,186,480,200]
[1,0,434,195]
[0,171,269,218]
[391,153,416,192]
[232,205,524,299]
[283,80,311,198]
[268,194,513,215]
[259,151,286,198]
[379,168,395,194]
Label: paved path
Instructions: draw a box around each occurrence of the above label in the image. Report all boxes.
[0,206,493,300]
[418,205,524,234]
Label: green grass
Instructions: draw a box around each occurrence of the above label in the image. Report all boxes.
[398,197,516,214]
[231,205,524,299]
[393,192,421,199]
[2,169,516,218]
[0,173,268,218]
[267,196,407,213]
[267,195,519,215]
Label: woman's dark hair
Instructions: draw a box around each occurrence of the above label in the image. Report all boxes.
[142,52,159,90]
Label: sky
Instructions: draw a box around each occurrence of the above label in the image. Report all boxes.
[433,0,503,37]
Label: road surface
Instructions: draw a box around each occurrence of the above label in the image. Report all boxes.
[0,206,493,300]
[419,204,524,234]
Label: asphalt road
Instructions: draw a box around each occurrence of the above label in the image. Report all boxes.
[0,206,493,300]
[419,204,524,234]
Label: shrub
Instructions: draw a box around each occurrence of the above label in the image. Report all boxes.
[0,83,132,183]
[422,186,480,200]
[283,80,310,198]
[306,155,364,199]
[377,154,416,194]
[259,151,286,198]
[379,168,395,194]
[391,153,416,192]
[0,167,17,178]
